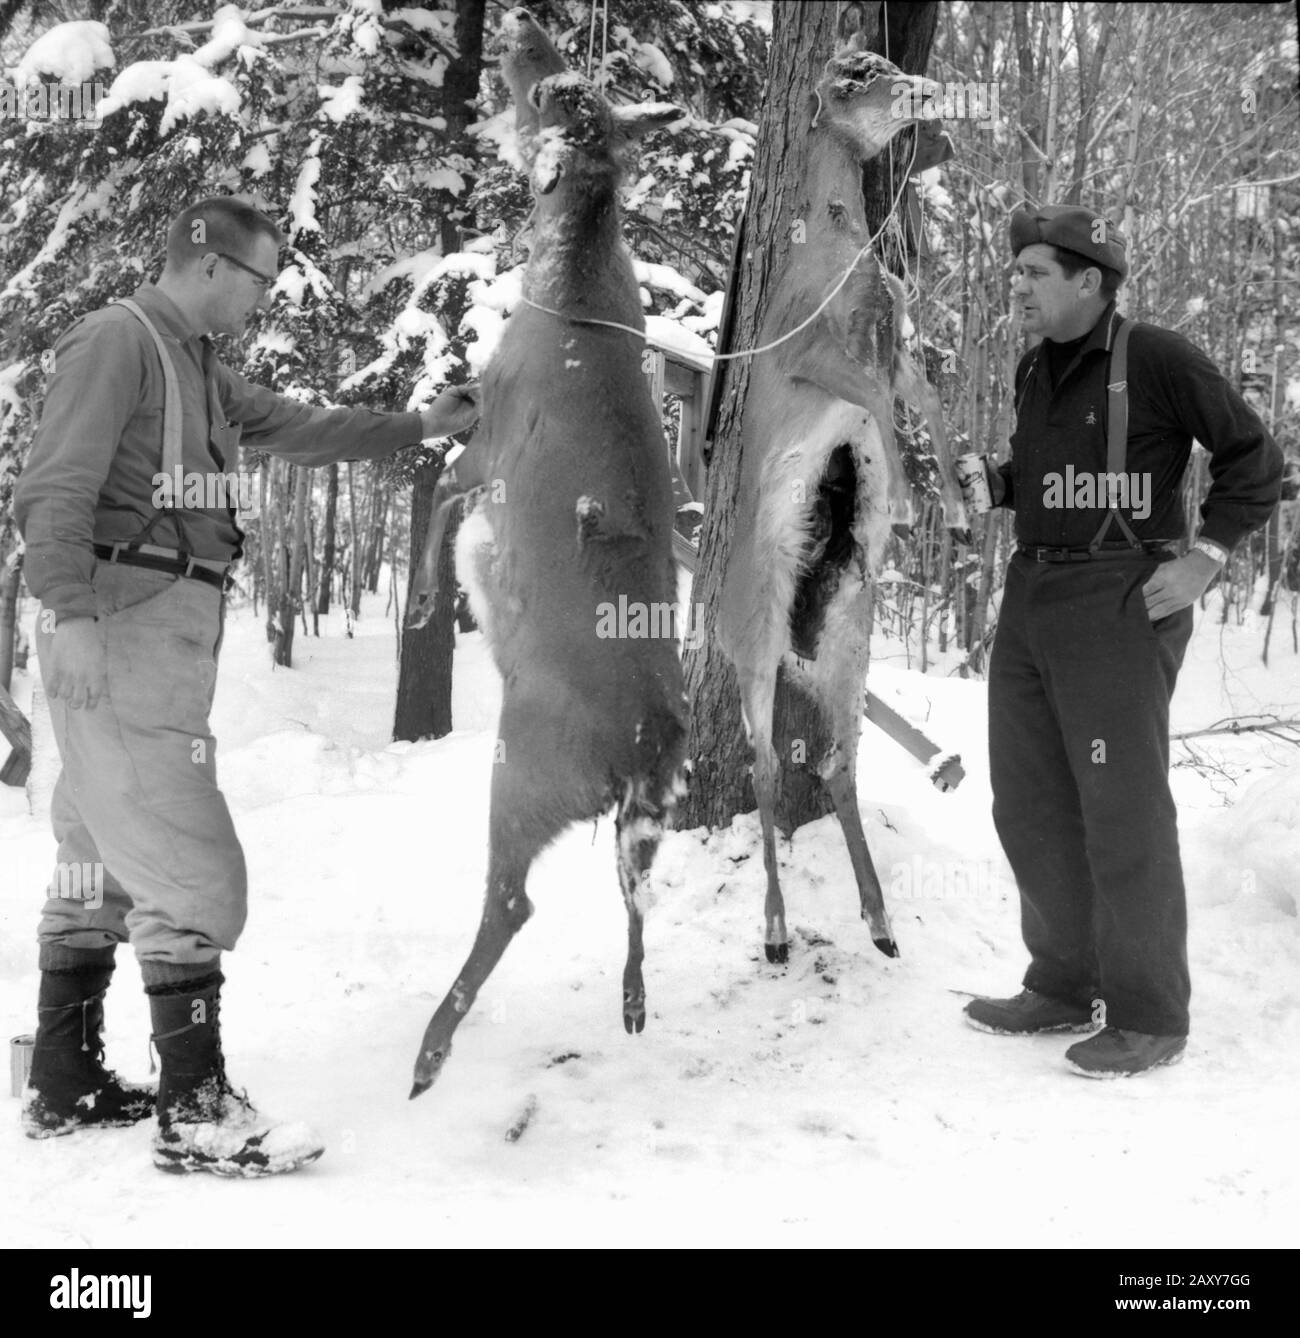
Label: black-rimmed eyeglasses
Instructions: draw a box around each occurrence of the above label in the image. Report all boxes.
[217,252,277,291]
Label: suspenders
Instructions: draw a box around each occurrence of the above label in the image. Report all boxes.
[1089,317,1142,551]
[114,298,184,510]
[1016,312,1144,552]
[109,299,238,560]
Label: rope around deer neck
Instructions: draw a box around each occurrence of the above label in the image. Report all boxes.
[517,131,920,366]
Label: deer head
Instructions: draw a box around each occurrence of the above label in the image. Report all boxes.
[529,71,683,208]
[810,48,945,161]
[491,6,567,169]
[810,1,946,163]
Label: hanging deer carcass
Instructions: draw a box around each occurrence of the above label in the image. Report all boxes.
[716,13,968,965]
[407,15,687,1098]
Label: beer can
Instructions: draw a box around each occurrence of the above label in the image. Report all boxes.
[955,452,993,514]
[10,1034,34,1098]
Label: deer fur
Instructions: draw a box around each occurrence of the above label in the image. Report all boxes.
[716,8,968,964]
[409,10,687,1097]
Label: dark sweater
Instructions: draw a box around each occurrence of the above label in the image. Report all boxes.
[997,302,1283,551]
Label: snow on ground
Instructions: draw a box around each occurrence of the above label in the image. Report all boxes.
[1,585,1297,1248]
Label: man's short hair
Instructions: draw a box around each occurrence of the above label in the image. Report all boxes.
[1049,245,1124,299]
[166,197,284,271]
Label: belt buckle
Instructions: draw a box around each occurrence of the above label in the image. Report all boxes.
[108,542,126,564]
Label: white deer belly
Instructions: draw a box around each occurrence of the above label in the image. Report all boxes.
[455,503,500,658]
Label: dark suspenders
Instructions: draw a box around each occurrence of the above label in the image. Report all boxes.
[1015,313,1143,551]
[1089,317,1142,551]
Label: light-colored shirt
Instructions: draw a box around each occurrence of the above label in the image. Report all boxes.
[15,282,424,621]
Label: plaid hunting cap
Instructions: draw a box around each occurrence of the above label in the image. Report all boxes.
[1010,204,1128,279]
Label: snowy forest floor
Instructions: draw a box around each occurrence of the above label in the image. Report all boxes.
[2,584,1297,1248]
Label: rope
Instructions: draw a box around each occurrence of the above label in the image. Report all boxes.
[520,139,918,366]
[38,989,107,1053]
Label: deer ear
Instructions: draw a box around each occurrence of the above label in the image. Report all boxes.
[610,102,687,142]
[837,1,870,51]
[532,138,566,194]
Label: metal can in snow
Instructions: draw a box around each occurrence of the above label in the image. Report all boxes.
[10,1034,34,1098]
[955,452,994,514]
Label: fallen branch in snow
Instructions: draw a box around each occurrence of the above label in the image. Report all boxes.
[1171,715,1300,744]
[505,1094,539,1144]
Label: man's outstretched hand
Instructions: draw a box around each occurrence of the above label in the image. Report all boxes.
[420,384,481,440]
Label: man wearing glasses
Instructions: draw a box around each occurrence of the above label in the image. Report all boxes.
[15,196,479,1176]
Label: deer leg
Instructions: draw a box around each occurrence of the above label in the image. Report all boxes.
[893,349,970,542]
[410,854,534,1097]
[412,690,551,1098]
[737,665,788,963]
[408,492,467,630]
[817,708,899,958]
[615,782,666,1035]
[859,385,916,539]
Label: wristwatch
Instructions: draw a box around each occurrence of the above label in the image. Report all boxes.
[1192,538,1229,565]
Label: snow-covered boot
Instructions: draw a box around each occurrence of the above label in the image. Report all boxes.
[22,949,155,1139]
[148,973,324,1178]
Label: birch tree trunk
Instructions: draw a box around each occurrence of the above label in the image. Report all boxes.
[318,461,338,615]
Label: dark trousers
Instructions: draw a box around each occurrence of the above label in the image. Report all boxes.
[988,553,1195,1036]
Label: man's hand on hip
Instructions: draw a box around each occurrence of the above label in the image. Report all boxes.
[46,618,108,710]
[420,384,481,440]
[1142,551,1222,622]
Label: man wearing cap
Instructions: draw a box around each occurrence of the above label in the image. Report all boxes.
[960,204,1283,1076]
[15,196,480,1173]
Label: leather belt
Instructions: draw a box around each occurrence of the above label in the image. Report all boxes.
[93,542,233,592]
[1018,543,1173,564]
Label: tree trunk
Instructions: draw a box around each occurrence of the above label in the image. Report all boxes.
[393,465,460,741]
[348,461,365,622]
[391,0,487,739]
[318,461,338,615]
[274,462,310,667]
[365,480,388,594]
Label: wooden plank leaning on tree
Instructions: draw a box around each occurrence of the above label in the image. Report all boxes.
[0,681,32,787]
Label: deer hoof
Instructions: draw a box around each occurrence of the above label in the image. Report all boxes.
[873,936,899,959]
[890,521,913,540]
[409,1043,451,1098]
[765,941,789,965]
[948,525,972,547]
[623,995,646,1035]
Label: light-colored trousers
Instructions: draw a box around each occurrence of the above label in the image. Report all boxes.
[36,563,246,985]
